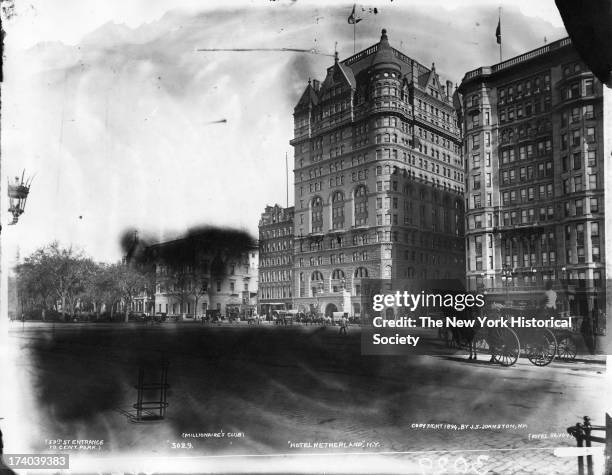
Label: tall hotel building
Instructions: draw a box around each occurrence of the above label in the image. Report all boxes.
[458,38,607,321]
[289,29,465,317]
[258,204,295,314]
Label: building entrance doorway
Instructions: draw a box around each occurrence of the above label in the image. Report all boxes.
[325,303,338,317]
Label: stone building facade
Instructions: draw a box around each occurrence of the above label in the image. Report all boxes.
[135,236,258,319]
[258,204,294,314]
[289,29,465,318]
[458,37,607,327]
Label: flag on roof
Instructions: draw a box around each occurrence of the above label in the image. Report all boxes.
[495,18,501,44]
[348,4,362,24]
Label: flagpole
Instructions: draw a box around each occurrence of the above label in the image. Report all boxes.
[354,19,356,54]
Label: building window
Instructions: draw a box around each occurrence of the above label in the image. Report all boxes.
[473,154,481,168]
[332,191,345,229]
[473,174,481,190]
[354,185,368,226]
[586,127,595,142]
[311,196,323,232]
[575,199,583,216]
[574,175,583,192]
[471,135,480,150]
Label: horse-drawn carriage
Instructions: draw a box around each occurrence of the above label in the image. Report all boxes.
[441,304,581,367]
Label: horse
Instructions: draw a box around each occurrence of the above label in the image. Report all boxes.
[443,304,490,361]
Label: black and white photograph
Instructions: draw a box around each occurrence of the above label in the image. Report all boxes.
[1,0,611,473]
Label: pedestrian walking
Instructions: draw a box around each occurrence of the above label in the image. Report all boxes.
[339,314,348,335]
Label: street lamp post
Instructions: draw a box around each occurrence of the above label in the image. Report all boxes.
[501,265,515,304]
[560,266,568,314]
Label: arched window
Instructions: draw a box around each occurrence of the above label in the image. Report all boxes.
[354,267,368,278]
[354,185,368,226]
[311,196,323,232]
[311,271,324,297]
[332,191,345,229]
[332,269,345,279]
[311,271,324,281]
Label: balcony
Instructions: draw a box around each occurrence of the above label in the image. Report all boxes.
[354,100,413,121]
[493,222,547,236]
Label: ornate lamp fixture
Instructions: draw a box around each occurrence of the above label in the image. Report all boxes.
[7,171,33,225]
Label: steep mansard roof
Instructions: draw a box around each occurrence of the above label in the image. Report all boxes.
[295,82,319,111]
[294,29,449,113]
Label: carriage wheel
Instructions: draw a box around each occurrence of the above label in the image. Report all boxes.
[526,329,558,366]
[556,335,577,361]
[489,328,520,366]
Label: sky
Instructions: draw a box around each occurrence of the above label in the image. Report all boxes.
[1,0,567,263]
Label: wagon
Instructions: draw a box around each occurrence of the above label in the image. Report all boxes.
[485,306,560,366]
[444,305,560,367]
[553,312,582,361]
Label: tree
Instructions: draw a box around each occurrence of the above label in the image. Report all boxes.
[16,242,90,320]
[16,242,153,323]
[15,258,55,318]
[187,272,209,319]
[106,263,148,322]
[166,265,192,318]
[79,262,116,319]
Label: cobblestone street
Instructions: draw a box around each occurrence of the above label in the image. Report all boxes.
[1,322,607,473]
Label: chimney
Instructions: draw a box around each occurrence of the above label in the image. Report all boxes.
[446,80,453,99]
[411,60,419,83]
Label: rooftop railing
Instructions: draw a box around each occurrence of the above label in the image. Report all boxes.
[463,37,573,82]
